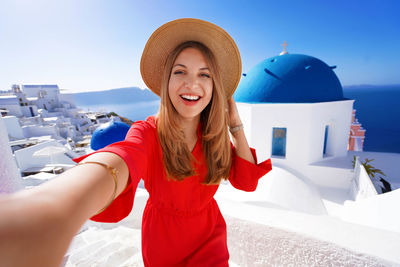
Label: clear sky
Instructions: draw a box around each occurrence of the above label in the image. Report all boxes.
[0,0,399,92]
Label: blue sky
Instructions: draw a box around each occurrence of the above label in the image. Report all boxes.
[0,0,399,92]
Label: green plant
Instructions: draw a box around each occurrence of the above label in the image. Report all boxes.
[352,156,392,193]
[107,111,118,117]
[352,156,386,178]
[362,158,386,178]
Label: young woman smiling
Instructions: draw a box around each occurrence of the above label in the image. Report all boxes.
[0,18,272,267]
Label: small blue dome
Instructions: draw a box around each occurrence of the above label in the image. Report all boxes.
[91,121,131,150]
[234,54,346,103]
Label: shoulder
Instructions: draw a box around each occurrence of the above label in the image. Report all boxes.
[125,115,157,140]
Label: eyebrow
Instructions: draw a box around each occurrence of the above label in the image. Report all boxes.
[173,64,209,70]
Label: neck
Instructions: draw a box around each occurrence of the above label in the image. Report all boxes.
[179,115,200,151]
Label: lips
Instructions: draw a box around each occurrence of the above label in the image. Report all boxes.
[180,94,200,101]
[179,94,201,106]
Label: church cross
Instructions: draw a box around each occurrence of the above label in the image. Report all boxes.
[281,41,288,52]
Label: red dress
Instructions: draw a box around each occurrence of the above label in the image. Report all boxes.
[74,116,272,267]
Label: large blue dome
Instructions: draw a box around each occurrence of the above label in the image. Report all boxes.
[234,54,346,103]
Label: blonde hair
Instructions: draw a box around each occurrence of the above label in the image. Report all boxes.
[157,41,231,184]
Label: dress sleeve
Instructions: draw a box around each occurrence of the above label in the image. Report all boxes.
[229,145,272,192]
[72,121,152,223]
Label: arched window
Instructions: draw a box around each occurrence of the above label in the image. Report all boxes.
[323,125,329,156]
[272,127,286,157]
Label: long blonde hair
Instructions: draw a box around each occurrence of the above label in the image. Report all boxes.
[157,41,232,184]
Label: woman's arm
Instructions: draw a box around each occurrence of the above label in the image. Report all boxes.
[227,97,272,191]
[227,96,255,164]
[0,152,129,267]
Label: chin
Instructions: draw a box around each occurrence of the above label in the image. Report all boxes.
[177,112,201,121]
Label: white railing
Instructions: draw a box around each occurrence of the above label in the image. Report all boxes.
[349,156,377,200]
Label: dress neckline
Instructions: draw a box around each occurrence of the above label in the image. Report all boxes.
[148,115,201,154]
[191,121,202,154]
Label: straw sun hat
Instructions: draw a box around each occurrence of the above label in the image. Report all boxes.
[140,18,242,98]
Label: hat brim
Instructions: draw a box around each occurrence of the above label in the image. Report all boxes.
[140,18,242,98]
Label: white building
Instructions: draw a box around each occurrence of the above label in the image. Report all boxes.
[0,84,104,143]
[0,85,39,117]
[21,84,61,110]
[2,116,25,139]
[0,84,117,188]
[235,53,352,162]
[232,52,399,231]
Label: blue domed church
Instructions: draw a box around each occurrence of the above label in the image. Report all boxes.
[234,49,354,189]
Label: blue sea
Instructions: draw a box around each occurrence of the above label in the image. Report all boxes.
[77,86,400,154]
[343,85,400,154]
[78,100,160,123]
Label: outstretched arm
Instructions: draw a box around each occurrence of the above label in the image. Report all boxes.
[0,152,129,267]
[227,96,255,164]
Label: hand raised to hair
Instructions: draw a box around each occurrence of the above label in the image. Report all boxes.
[226,96,254,163]
[227,96,242,127]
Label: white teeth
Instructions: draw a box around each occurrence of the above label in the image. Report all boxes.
[181,95,200,101]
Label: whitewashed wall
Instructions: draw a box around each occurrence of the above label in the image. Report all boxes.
[308,100,354,162]
[20,105,38,117]
[0,95,18,105]
[35,97,52,110]
[237,100,354,166]
[2,116,24,139]
[0,116,22,193]
[0,104,23,117]
[350,158,378,200]
[14,140,74,171]
[22,124,58,138]
[343,188,400,233]
[59,93,77,108]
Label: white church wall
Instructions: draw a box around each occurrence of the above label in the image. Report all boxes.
[337,101,354,155]
[283,104,313,165]
[3,116,25,139]
[237,100,355,191]
[308,104,333,162]
[238,103,314,166]
[308,100,354,163]
[238,100,353,167]
[236,104,253,145]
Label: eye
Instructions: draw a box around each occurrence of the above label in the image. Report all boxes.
[200,73,211,78]
[173,70,184,75]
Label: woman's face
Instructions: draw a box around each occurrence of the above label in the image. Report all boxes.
[168,47,213,122]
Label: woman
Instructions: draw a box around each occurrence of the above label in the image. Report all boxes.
[0,18,272,266]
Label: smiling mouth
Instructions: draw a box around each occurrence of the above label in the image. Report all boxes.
[180,94,200,101]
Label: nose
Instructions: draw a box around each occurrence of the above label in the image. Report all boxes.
[184,74,200,89]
